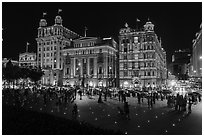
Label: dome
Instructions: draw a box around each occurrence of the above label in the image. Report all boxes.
[39,19,47,27]
[55,15,62,25]
[144,21,154,32]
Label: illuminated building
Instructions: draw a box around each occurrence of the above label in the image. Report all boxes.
[118,21,167,89]
[191,23,202,79]
[19,52,37,68]
[169,49,191,80]
[62,37,118,87]
[36,15,81,86]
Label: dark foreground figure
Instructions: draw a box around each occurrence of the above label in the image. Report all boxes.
[2,105,122,135]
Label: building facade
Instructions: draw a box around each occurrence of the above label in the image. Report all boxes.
[19,52,37,68]
[36,15,81,86]
[119,22,167,89]
[169,49,191,80]
[62,37,118,88]
[191,23,202,78]
[2,58,19,68]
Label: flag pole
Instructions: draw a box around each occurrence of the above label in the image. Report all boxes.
[26,42,29,52]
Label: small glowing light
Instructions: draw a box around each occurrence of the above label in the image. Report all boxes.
[155,116,158,118]
[40,108,42,110]
[144,111,146,112]
[92,112,94,114]
[147,120,150,123]
[165,130,168,133]
[51,110,53,112]
[172,123,175,127]
[30,106,32,109]
[108,114,110,117]
[125,131,128,134]
[178,119,181,122]
[95,118,98,120]
[78,115,80,117]
[136,114,138,116]
[138,125,140,128]
[162,113,164,115]
[115,121,117,124]
[64,112,66,115]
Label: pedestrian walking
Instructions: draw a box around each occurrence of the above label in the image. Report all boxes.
[124,102,130,120]
[188,97,192,113]
[72,104,78,120]
[137,93,141,104]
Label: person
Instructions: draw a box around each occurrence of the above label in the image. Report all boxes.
[98,91,103,103]
[183,96,187,111]
[78,89,82,100]
[153,93,156,104]
[188,97,192,113]
[198,94,201,102]
[137,93,141,104]
[150,94,153,108]
[175,94,179,111]
[72,104,78,119]
[147,94,150,108]
[104,88,107,101]
[124,102,130,120]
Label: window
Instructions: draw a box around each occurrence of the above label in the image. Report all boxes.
[124,71,128,77]
[124,45,127,52]
[148,71,151,76]
[67,68,69,74]
[38,47,41,52]
[132,62,135,69]
[54,46,56,50]
[124,55,127,59]
[47,53,49,57]
[124,63,128,69]
[99,67,102,74]
[47,47,49,51]
[51,46,53,50]
[134,37,138,43]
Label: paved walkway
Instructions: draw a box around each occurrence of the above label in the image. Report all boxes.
[2,92,202,135]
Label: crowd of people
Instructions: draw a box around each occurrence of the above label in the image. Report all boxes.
[2,85,202,121]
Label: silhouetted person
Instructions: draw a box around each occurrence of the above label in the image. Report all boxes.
[72,104,78,120]
[188,97,193,113]
[124,102,130,120]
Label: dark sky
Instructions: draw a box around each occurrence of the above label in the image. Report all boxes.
[2,2,202,63]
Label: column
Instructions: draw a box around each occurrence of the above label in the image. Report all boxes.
[73,58,75,77]
[87,57,90,76]
[94,57,97,78]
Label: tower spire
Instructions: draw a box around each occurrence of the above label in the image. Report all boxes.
[84,27,88,37]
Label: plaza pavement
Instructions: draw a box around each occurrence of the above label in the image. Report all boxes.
[2,92,202,135]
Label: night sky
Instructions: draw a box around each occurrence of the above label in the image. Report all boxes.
[2,2,202,63]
